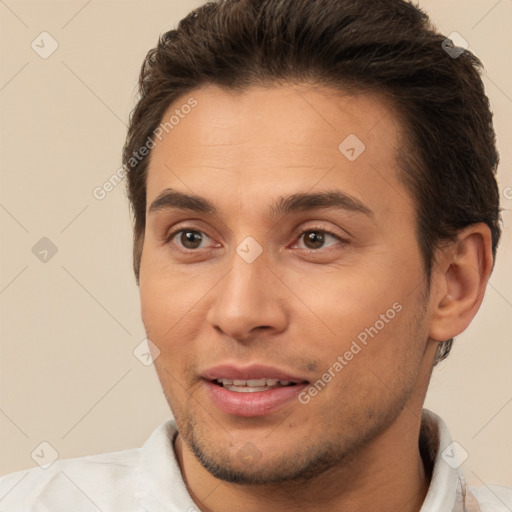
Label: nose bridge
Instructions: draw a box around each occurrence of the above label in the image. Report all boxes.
[226,257,257,304]
[218,239,272,314]
[206,237,287,339]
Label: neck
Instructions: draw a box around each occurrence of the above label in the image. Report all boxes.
[173,406,431,512]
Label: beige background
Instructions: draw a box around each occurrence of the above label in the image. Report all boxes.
[1,0,511,488]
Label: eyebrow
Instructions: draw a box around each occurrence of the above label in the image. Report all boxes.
[148,187,374,219]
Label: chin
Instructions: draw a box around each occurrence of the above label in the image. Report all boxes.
[186,428,345,485]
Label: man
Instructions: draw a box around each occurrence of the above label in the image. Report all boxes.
[1,0,510,510]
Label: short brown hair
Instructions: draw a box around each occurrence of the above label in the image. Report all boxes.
[123,0,501,366]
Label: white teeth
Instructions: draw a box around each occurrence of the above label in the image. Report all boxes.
[215,378,295,390]
[247,378,267,387]
[225,385,266,393]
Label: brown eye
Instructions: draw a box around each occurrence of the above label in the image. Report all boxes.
[165,226,222,254]
[297,229,342,251]
[178,230,204,249]
[166,229,211,250]
[302,230,326,249]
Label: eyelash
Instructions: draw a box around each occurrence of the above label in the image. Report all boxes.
[164,225,346,254]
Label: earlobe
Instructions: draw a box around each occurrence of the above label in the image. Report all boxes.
[428,223,493,342]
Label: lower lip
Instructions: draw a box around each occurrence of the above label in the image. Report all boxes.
[203,380,308,417]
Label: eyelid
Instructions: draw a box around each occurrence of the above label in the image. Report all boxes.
[163,219,216,243]
[291,221,350,241]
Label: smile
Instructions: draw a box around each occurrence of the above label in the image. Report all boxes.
[214,378,296,392]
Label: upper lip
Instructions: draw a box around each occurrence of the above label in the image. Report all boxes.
[201,364,309,383]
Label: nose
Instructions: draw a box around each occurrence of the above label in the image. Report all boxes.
[206,247,288,342]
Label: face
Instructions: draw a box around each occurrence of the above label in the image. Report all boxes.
[139,84,434,484]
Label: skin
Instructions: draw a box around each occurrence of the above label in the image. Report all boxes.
[139,83,493,512]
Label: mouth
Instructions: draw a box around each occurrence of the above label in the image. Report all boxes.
[201,364,309,417]
[212,378,299,393]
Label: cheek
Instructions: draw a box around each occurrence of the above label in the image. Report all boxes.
[139,246,209,338]
[297,260,426,382]
[296,262,415,339]
[303,301,426,424]
[139,263,214,377]
[139,276,169,339]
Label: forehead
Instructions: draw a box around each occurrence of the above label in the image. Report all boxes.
[145,83,409,217]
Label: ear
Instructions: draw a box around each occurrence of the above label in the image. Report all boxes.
[428,223,494,342]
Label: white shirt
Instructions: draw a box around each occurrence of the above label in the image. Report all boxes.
[1,409,510,511]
